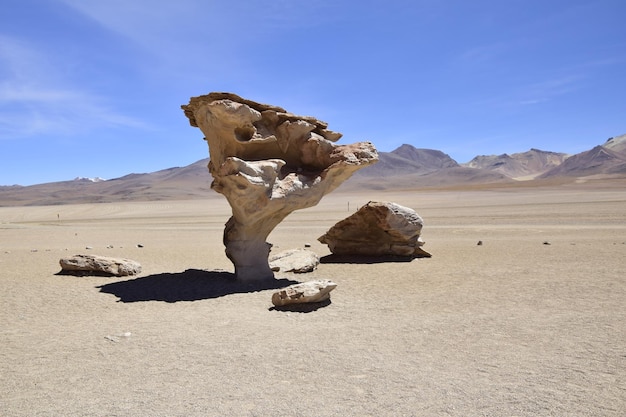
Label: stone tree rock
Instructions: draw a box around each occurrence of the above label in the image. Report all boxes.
[318,201,431,258]
[181,92,378,281]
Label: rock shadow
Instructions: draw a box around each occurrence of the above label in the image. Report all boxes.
[57,270,119,277]
[269,298,332,313]
[320,254,420,264]
[97,269,298,303]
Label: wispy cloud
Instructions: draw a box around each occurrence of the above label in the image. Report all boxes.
[466,72,585,110]
[0,36,147,139]
[59,0,197,51]
[58,0,344,62]
[517,74,583,106]
[60,0,339,39]
[456,42,508,66]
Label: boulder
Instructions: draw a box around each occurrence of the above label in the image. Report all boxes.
[269,249,320,273]
[182,92,378,281]
[271,280,337,306]
[59,254,142,276]
[318,201,431,258]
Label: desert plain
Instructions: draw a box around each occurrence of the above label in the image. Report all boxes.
[1,181,625,416]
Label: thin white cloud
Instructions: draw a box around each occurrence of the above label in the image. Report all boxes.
[0,35,147,139]
[58,0,198,50]
[466,72,584,110]
[517,74,583,106]
[58,0,343,60]
[457,42,508,66]
[56,0,352,92]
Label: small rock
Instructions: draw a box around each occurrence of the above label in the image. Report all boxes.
[543,241,551,245]
[271,280,337,306]
[136,244,144,248]
[304,243,311,248]
[477,240,483,246]
[85,246,93,250]
[59,254,142,277]
[105,331,132,343]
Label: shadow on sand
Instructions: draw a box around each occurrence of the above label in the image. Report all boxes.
[268,298,332,313]
[97,269,298,303]
[320,254,420,264]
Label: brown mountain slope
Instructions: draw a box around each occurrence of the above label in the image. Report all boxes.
[0,160,214,207]
[339,166,512,191]
[603,133,626,154]
[540,145,626,178]
[464,149,568,179]
[3,137,625,206]
[350,144,459,178]
[390,145,459,170]
[343,145,509,188]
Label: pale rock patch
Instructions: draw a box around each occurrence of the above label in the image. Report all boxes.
[269,248,320,273]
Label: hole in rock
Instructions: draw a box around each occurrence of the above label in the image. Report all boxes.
[234,126,256,142]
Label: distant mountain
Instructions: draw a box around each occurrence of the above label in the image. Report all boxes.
[0,160,214,206]
[2,135,625,206]
[603,133,626,154]
[464,149,569,179]
[351,145,459,178]
[339,166,512,191]
[540,145,626,178]
[344,144,511,189]
[391,145,459,170]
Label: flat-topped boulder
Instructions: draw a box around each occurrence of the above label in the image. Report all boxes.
[182,92,378,281]
[318,201,431,258]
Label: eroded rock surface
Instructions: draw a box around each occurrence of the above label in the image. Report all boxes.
[182,92,378,280]
[271,280,337,306]
[59,254,142,276]
[269,249,320,273]
[318,201,431,258]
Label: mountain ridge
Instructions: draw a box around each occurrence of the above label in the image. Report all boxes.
[2,134,625,206]
[463,148,569,179]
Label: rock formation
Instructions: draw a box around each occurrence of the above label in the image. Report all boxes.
[318,201,431,258]
[59,254,142,276]
[181,92,378,280]
[271,280,337,306]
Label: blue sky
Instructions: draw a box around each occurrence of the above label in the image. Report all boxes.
[1,0,625,185]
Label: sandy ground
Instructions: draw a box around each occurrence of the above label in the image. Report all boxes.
[1,185,625,416]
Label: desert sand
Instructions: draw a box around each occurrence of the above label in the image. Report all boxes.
[1,183,625,416]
